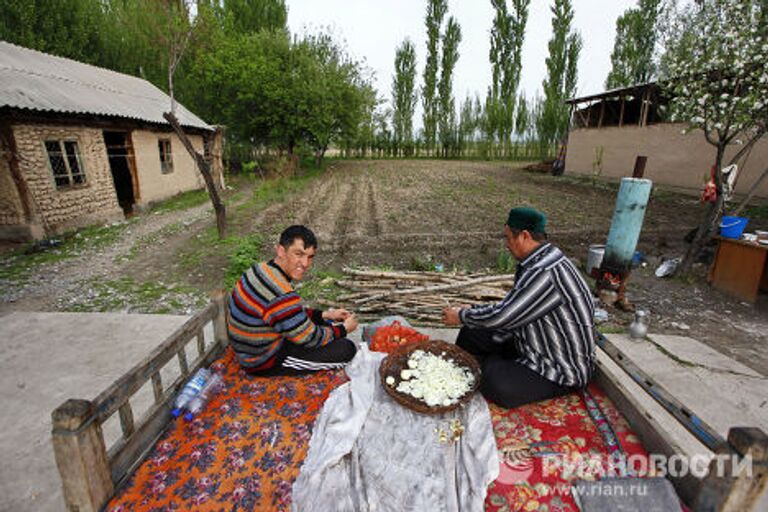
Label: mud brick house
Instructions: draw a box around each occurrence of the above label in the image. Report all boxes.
[565,82,768,198]
[0,41,223,242]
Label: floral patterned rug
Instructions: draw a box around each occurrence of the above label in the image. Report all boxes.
[107,349,649,511]
[485,385,650,511]
[106,349,347,512]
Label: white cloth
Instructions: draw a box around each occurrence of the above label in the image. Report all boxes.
[292,345,499,512]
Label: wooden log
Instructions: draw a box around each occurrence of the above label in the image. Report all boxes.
[342,268,441,281]
[694,427,768,512]
[51,399,114,512]
[353,275,516,305]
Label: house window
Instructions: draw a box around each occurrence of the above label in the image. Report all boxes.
[158,138,174,174]
[44,140,86,188]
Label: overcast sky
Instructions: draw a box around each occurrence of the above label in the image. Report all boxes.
[286,0,639,120]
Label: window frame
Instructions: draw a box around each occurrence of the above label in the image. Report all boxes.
[158,138,174,174]
[43,139,87,189]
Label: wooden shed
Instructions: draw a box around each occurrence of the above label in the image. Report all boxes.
[564,82,768,199]
[0,41,223,242]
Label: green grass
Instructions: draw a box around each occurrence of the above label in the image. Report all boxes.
[149,189,210,214]
[0,221,131,284]
[296,270,344,303]
[236,166,325,213]
[597,325,625,335]
[495,250,516,274]
[224,234,265,288]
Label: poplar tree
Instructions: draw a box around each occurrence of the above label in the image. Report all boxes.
[422,0,447,154]
[488,0,530,155]
[438,17,462,157]
[392,39,418,157]
[538,0,582,149]
[605,0,663,89]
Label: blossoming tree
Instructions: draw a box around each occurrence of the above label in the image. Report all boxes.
[661,0,767,273]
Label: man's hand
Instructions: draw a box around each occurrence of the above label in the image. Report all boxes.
[442,306,466,326]
[323,308,352,322]
[343,314,359,334]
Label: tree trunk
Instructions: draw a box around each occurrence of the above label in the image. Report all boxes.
[314,146,327,168]
[678,144,726,274]
[163,112,226,239]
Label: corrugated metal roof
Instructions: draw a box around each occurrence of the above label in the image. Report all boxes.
[0,41,212,131]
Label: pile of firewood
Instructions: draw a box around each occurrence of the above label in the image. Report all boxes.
[320,268,514,326]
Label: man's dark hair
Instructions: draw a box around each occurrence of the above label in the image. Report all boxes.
[508,227,548,242]
[279,225,318,249]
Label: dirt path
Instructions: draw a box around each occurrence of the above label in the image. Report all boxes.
[2,159,766,375]
[1,201,215,313]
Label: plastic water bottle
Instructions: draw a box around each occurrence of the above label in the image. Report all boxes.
[171,368,211,418]
[184,373,223,421]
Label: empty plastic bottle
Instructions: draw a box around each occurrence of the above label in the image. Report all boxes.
[184,373,223,421]
[171,368,211,418]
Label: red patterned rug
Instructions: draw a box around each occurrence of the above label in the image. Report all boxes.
[107,349,649,511]
[485,384,650,511]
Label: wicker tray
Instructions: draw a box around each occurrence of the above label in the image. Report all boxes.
[379,340,482,415]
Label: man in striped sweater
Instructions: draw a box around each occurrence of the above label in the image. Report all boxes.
[227,225,358,375]
[442,207,596,408]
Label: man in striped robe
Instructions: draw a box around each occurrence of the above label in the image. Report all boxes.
[442,207,596,408]
[227,225,358,375]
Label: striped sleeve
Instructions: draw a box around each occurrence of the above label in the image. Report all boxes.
[460,270,563,330]
[264,292,345,347]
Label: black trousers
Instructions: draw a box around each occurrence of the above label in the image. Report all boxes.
[246,338,357,377]
[456,327,576,409]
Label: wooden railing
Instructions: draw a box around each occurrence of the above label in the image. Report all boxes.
[51,291,228,512]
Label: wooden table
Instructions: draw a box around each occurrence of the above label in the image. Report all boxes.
[708,236,768,302]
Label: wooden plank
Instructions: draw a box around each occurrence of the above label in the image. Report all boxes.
[151,372,163,404]
[598,101,605,128]
[108,342,227,488]
[92,302,217,423]
[594,358,703,506]
[51,399,114,512]
[709,238,768,303]
[212,290,228,346]
[619,96,625,127]
[597,335,726,451]
[118,402,135,438]
[177,347,189,377]
[196,329,205,356]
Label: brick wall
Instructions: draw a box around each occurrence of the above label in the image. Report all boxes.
[0,135,23,225]
[12,124,124,234]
